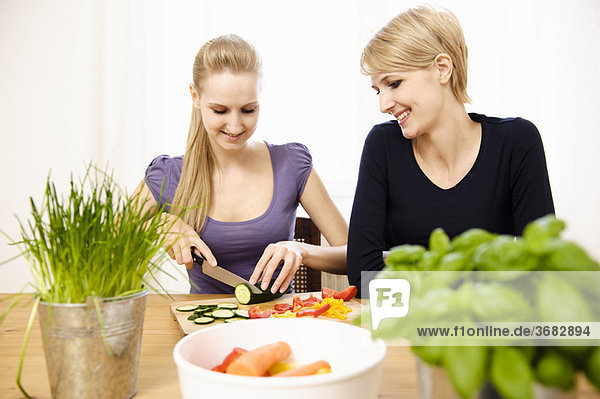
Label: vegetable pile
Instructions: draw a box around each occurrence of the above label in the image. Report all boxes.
[210,341,331,377]
[377,216,600,399]
[176,286,357,325]
[264,286,356,320]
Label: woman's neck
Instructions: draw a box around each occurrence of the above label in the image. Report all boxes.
[211,140,260,171]
[413,104,479,169]
[412,104,481,189]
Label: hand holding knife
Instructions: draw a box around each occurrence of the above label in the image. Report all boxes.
[191,250,263,294]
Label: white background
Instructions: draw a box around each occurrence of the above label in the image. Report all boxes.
[1,0,599,292]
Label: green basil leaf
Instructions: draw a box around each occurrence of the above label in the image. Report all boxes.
[451,228,497,254]
[443,346,487,399]
[584,347,600,390]
[386,244,426,267]
[490,347,533,399]
[437,251,470,272]
[429,228,450,255]
[544,240,599,271]
[471,284,532,322]
[536,274,594,322]
[472,236,538,272]
[523,215,565,255]
[534,350,575,390]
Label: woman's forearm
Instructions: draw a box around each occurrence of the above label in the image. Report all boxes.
[295,242,347,275]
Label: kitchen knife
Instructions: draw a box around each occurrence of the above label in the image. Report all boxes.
[192,251,263,294]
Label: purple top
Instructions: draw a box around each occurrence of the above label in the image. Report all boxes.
[144,142,313,294]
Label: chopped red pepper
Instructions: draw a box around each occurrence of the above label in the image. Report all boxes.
[248,305,272,319]
[312,303,331,317]
[273,303,293,313]
[211,347,247,372]
[292,295,303,312]
[321,287,335,299]
[295,303,331,318]
[295,308,316,317]
[336,286,358,301]
[301,294,320,306]
[321,285,357,301]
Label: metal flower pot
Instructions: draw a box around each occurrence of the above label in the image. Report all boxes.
[37,290,148,399]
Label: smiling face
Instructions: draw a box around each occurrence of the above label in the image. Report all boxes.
[370,66,445,139]
[193,71,260,153]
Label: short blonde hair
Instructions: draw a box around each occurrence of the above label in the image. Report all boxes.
[361,5,470,103]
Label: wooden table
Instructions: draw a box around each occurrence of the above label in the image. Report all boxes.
[0,294,597,398]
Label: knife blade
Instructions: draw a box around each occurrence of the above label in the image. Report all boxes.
[192,251,263,294]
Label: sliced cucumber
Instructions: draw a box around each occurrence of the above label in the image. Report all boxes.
[202,312,213,318]
[234,284,253,305]
[234,281,290,305]
[193,316,215,325]
[176,304,199,312]
[217,302,238,310]
[210,309,235,319]
[224,317,247,323]
[234,309,250,319]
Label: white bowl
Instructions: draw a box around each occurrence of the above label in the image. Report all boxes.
[173,318,386,399]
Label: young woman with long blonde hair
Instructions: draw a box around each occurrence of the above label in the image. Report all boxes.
[133,34,348,294]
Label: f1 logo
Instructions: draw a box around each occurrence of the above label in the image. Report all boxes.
[369,278,411,330]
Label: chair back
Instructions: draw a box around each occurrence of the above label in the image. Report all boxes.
[293,217,321,293]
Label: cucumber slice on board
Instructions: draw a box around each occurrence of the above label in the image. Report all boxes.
[211,309,235,319]
[234,309,250,319]
[217,303,238,310]
[224,317,247,323]
[193,316,215,325]
[176,304,199,312]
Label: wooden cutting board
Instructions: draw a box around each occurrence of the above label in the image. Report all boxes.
[169,292,363,336]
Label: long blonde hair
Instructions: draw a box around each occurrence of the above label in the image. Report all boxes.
[171,34,262,232]
[360,5,470,104]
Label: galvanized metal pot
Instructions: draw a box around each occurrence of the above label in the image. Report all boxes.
[37,290,148,399]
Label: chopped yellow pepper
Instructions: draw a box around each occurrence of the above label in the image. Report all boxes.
[312,297,352,320]
[273,310,296,318]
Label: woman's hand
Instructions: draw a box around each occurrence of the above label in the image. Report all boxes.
[249,241,304,294]
[162,215,217,270]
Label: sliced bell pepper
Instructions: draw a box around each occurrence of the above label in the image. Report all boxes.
[295,303,331,318]
[299,294,320,307]
[312,302,330,317]
[248,305,272,319]
[273,310,296,318]
[273,303,293,313]
[295,308,316,317]
[292,295,303,312]
[321,285,357,301]
[318,297,352,320]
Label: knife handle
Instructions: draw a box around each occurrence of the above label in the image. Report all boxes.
[191,249,206,265]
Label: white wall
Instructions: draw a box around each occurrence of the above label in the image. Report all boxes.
[1,0,599,292]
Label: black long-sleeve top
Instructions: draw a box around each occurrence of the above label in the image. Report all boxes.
[347,113,555,297]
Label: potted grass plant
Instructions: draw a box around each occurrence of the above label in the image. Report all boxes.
[1,164,177,399]
[369,216,600,399]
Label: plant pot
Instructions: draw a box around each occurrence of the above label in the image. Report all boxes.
[415,357,576,399]
[37,290,148,399]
